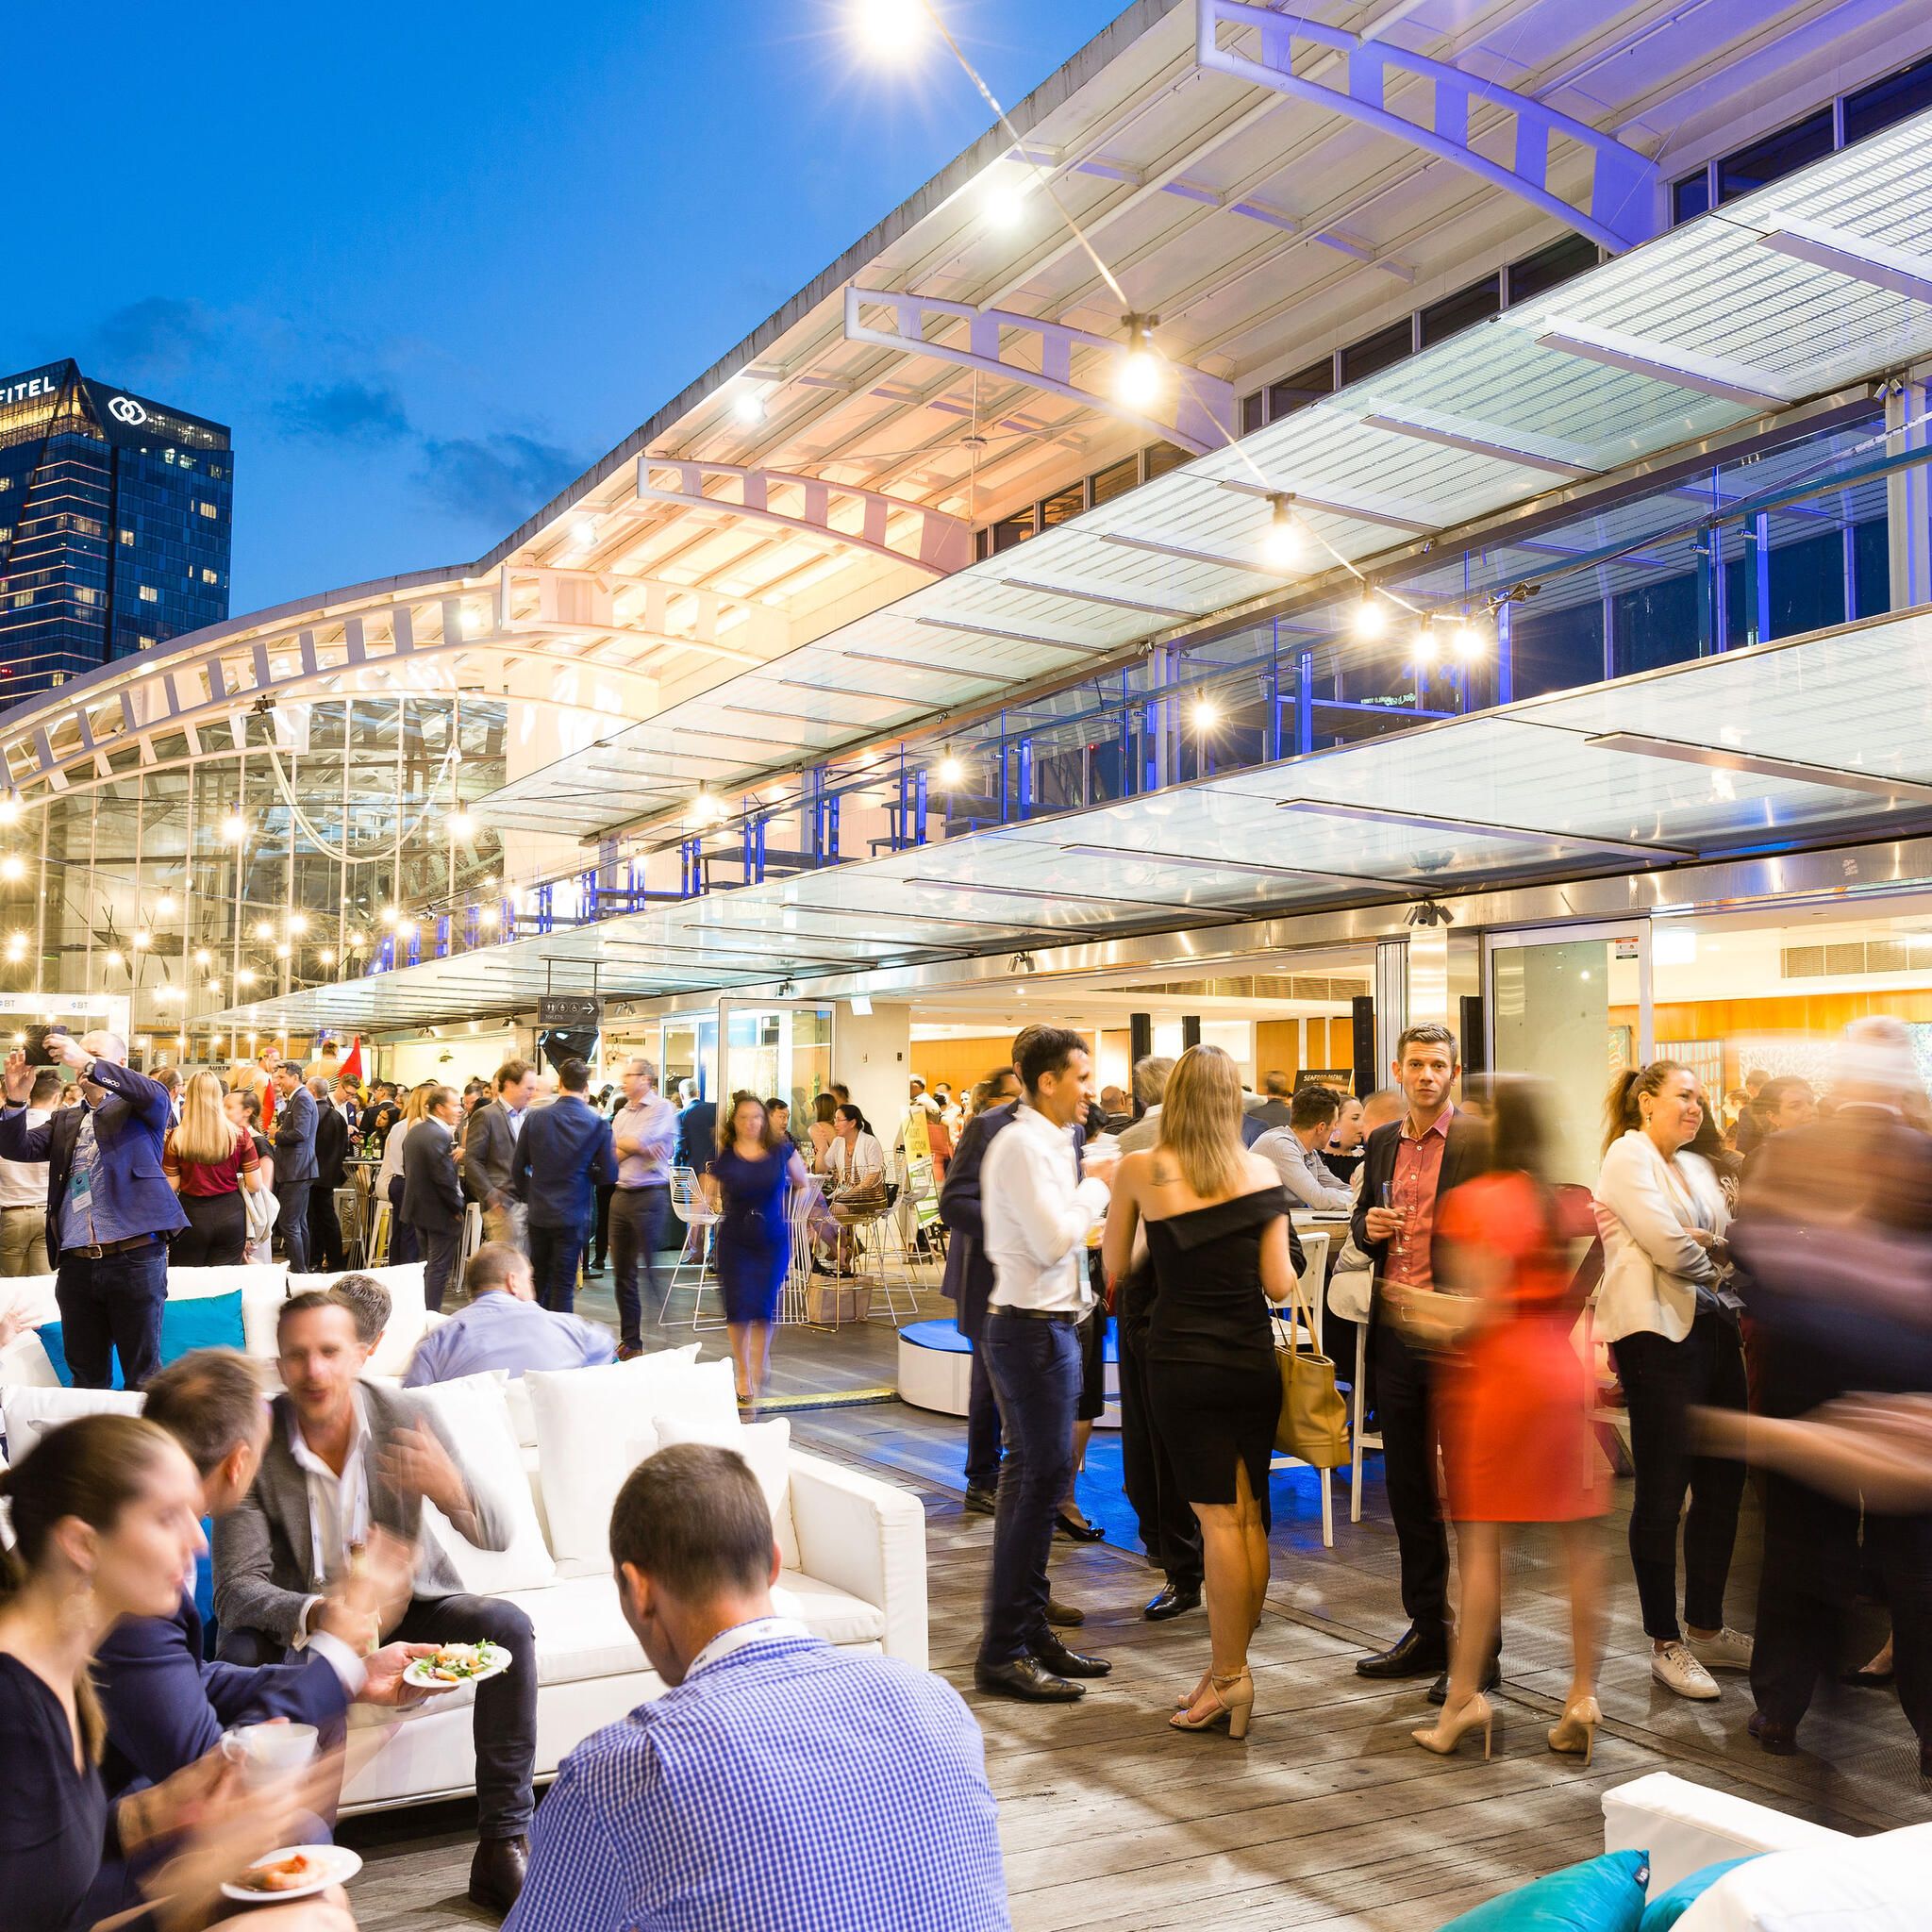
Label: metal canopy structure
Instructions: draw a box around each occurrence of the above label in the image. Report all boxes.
[225,603,1932,1032]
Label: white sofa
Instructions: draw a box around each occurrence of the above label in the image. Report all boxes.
[1,1304,929,1817]
[1601,1773,1931,1926]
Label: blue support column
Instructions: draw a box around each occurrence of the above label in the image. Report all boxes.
[534,882,554,934]
[434,914,450,958]
[1296,650,1314,756]
[912,769,927,844]
[1495,604,1514,705]
[1016,738,1033,820]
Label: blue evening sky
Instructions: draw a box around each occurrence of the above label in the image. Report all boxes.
[7,1,1126,616]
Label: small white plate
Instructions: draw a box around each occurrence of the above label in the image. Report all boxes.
[221,1843,362,1904]
[404,1643,512,1690]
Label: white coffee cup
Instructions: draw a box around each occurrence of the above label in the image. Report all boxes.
[222,1722,319,1784]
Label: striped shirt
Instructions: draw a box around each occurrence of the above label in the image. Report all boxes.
[506,1624,1009,1932]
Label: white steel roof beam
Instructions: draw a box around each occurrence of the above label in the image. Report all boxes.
[1526,317,1794,408]
[1752,216,1932,304]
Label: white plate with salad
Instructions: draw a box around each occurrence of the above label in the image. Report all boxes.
[404,1641,513,1690]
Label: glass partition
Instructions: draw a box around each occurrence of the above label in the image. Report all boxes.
[721,1003,833,1122]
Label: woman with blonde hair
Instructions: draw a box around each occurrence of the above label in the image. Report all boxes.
[1104,1044,1296,1739]
[164,1071,262,1267]
[376,1081,436,1266]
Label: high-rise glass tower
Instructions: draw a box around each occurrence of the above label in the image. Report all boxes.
[0,360,231,699]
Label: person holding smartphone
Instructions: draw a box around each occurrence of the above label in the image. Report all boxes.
[0,1029,187,1390]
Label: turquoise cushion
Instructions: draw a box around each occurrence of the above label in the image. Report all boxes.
[38,1290,245,1387]
[1440,1852,1651,1932]
[1640,1857,1759,1932]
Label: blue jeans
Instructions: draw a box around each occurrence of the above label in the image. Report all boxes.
[56,1239,167,1389]
[977,1308,1080,1665]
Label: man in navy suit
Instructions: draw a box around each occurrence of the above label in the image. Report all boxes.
[508,1058,616,1312]
[272,1060,319,1273]
[95,1345,432,1801]
[938,1063,1023,1513]
[0,1029,187,1389]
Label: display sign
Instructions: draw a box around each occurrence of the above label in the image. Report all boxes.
[539,994,601,1025]
[0,365,63,408]
[0,991,132,1037]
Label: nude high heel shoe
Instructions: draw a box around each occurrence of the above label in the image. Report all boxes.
[1546,1696,1601,1767]
[1170,1669,1253,1740]
[1411,1691,1492,1759]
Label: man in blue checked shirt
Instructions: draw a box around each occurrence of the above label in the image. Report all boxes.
[507,1442,1010,1932]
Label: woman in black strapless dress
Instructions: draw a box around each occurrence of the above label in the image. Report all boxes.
[1105,1044,1297,1740]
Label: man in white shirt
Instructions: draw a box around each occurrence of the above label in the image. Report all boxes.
[974,1025,1117,1703]
[0,1068,57,1274]
[1253,1085,1355,1211]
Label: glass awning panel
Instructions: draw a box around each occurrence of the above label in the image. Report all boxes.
[230,606,1932,1034]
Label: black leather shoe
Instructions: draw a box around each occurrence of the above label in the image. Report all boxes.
[1056,1508,1106,1541]
[1426,1656,1501,1705]
[1749,1710,1798,1757]
[1045,1595,1085,1626]
[964,1485,998,1516]
[1031,1632,1112,1678]
[468,1836,529,1916]
[975,1656,1084,1702]
[1356,1624,1450,1679]
[1144,1579,1203,1622]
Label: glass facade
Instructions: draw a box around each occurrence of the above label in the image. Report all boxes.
[0,360,231,699]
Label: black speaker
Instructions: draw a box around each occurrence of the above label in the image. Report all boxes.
[538,1025,600,1074]
[1459,994,1486,1075]
[1181,1015,1202,1050]
[1351,996,1376,1095]
[1129,1012,1152,1067]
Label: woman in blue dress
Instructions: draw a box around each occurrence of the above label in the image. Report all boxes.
[705,1092,810,1405]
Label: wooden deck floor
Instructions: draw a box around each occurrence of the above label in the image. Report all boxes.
[341,1270,1929,1929]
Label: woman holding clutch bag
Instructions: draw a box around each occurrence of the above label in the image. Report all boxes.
[1104,1044,1295,1740]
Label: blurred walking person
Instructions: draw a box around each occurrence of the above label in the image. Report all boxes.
[1405,1078,1606,1763]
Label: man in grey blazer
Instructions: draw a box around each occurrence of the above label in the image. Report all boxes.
[271,1059,319,1271]
[463,1058,537,1250]
[212,1291,538,1916]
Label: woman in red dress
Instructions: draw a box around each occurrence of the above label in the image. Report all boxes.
[1398,1076,1607,1764]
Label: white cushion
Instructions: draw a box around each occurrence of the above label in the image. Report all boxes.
[1677,1822,1932,1931]
[0,1273,60,1330]
[655,1414,800,1571]
[240,1274,293,1360]
[498,1568,883,1689]
[0,1330,58,1391]
[525,1348,722,1577]
[1,1383,144,1459]
[408,1372,556,1593]
[288,1264,428,1376]
[169,1262,288,1303]
[1601,1774,1847,1892]
[504,1376,537,1448]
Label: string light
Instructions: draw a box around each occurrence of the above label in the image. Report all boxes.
[1191,696,1221,732]
[253,920,275,941]
[105,948,124,969]
[3,935,24,964]
[155,892,177,917]
[319,948,336,966]
[1451,613,1488,658]
[206,979,221,995]
[1116,313,1165,410]
[691,792,726,826]
[285,912,308,935]
[219,811,246,844]
[194,948,211,967]
[936,756,965,788]
[130,930,150,949]
[447,809,475,841]
[235,968,256,986]
[379,906,399,926]
[1353,593,1388,641]
[0,794,19,826]
[0,856,23,883]
[477,906,500,930]
[396,919,418,940]
[1259,493,1304,571]
[275,942,291,959]
[1415,626,1441,666]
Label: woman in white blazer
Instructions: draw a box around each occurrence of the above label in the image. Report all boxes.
[1594,1061,1751,1702]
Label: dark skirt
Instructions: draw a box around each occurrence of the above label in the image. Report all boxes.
[717,1226,787,1325]
[1147,1351,1283,1526]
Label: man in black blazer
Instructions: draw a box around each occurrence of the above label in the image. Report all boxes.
[306,1075,350,1272]
[938,1065,1023,1511]
[97,1346,430,1801]
[508,1058,616,1312]
[272,1060,319,1272]
[0,1029,188,1388]
[1349,1024,1488,1690]
[403,1084,466,1311]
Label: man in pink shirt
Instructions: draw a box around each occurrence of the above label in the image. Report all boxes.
[1348,1024,1487,1694]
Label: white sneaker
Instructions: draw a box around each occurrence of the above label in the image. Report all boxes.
[1652,1641,1721,1700]
[1688,1626,1755,1674]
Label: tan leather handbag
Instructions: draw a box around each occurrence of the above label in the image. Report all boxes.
[1274,1268,1349,1469]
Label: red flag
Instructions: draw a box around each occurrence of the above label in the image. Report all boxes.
[261,1079,275,1128]
[341,1036,363,1083]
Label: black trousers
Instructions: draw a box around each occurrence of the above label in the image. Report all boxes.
[55,1239,167,1390]
[1117,1271,1203,1588]
[220,1591,537,1838]
[416,1223,460,1313]
[173,1190,246,1268]
[1371,1313,1450,1634]
[609,1185,671,1347]
[276,1180,312,1274]
[1613,1310,1749,1641]
[528,1221,584,1313]
[591,1182,614,1271]
[307,1182,346,1274]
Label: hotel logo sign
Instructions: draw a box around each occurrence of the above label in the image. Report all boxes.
[0,370,61,408]
[108,394,147,426]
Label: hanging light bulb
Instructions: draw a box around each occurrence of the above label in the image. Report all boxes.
[194,948,211,967]
[252,920,275,941]
[1191,696,1221,732]
[219,810,246,844]
[3,935,24,964]
[0,856,24,883]
[105,948,124,969]
[936,755,965,788]
[1451,612,1489,658]
[477,906,500,930]
[691,792,726,826]
[155,892,177,918]
[0,794,19,827]
[1415,625,1441,666]
[275,942,291,960]
[234,968,256,987]
[448,809,475,841]
[379,906,399,927]
[852,0,926,58]
[319,948,336,966]
[206,978,222,995]
[1353,591,1387,641]
[1116,313,1165,411]
[1259,493,1304,571]
[130,929,150,949]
